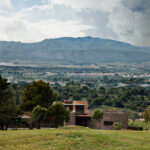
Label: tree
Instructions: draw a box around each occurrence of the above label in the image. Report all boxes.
[48,102,70,128]
[92,108,104,123]
[0,75,16,130]
[20,80,57,112]
[72,94,81,100]
[31,105,47,129]
[144,106,150,124]
[99,87,106,95]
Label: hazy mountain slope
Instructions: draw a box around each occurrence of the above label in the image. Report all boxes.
[0,37,150,64]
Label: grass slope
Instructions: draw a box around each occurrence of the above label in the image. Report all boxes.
[0,126,150,150]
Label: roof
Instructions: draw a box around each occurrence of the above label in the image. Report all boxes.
[64,100,87,106]
[64,104,85,106]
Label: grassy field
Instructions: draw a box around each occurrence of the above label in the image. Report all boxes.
[0,126,150,150]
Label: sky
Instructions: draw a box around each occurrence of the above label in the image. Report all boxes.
[0,0,150,46]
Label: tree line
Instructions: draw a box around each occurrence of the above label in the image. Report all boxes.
[0,75,69,130]
[54,82,150,112]
[1,75,150,130]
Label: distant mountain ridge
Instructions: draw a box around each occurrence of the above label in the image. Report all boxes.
[0,37,150,64]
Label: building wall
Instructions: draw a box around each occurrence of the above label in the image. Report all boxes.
[100,111,128,130]
[73,101,88,112]
[87,110,128,130]
[64,100,128,130]
[65,112,76,126]
[87,118,101,129]
[65,110,128,130]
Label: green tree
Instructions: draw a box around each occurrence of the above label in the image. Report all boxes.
[99,87,106,95]
[31,105,47,129]
[72,94,81,100]
[20,80,57,112]
[48,102,70,128]
[0,75,16,130]
[92,108,104,123]
[144,106,150,124]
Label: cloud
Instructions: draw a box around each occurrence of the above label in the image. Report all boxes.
[23,19,93,42]
[10,2,117,41]
[0,0,12,15]
[0,15,92,42]
[0,1,92,42]
[107,0,150,46]
[0,16,27,41]
[16,4,78,22]
[11,0,44,11]
[51,0,122,12]
[0,0,12,8]
[0,0,149,46]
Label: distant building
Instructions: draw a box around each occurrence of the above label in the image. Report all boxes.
[64,100,128,130]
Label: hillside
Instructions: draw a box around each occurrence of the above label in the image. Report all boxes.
[0,37,150,64]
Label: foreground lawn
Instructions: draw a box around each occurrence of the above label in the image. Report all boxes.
[0,126,150,150]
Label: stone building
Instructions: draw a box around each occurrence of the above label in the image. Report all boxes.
[64,100,128,130]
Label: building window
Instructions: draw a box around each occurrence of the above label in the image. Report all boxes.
[104,121,113,126]
[76,105,84,113]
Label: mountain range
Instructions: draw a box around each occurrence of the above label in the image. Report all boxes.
[0,36,150,64]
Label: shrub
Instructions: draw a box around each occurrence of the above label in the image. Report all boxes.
[48,102,70,128]
[128,120,150,130]
[144,106,150,123]
[113,122,123,130]
[32,105,47,129]
[92,108,104,123]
